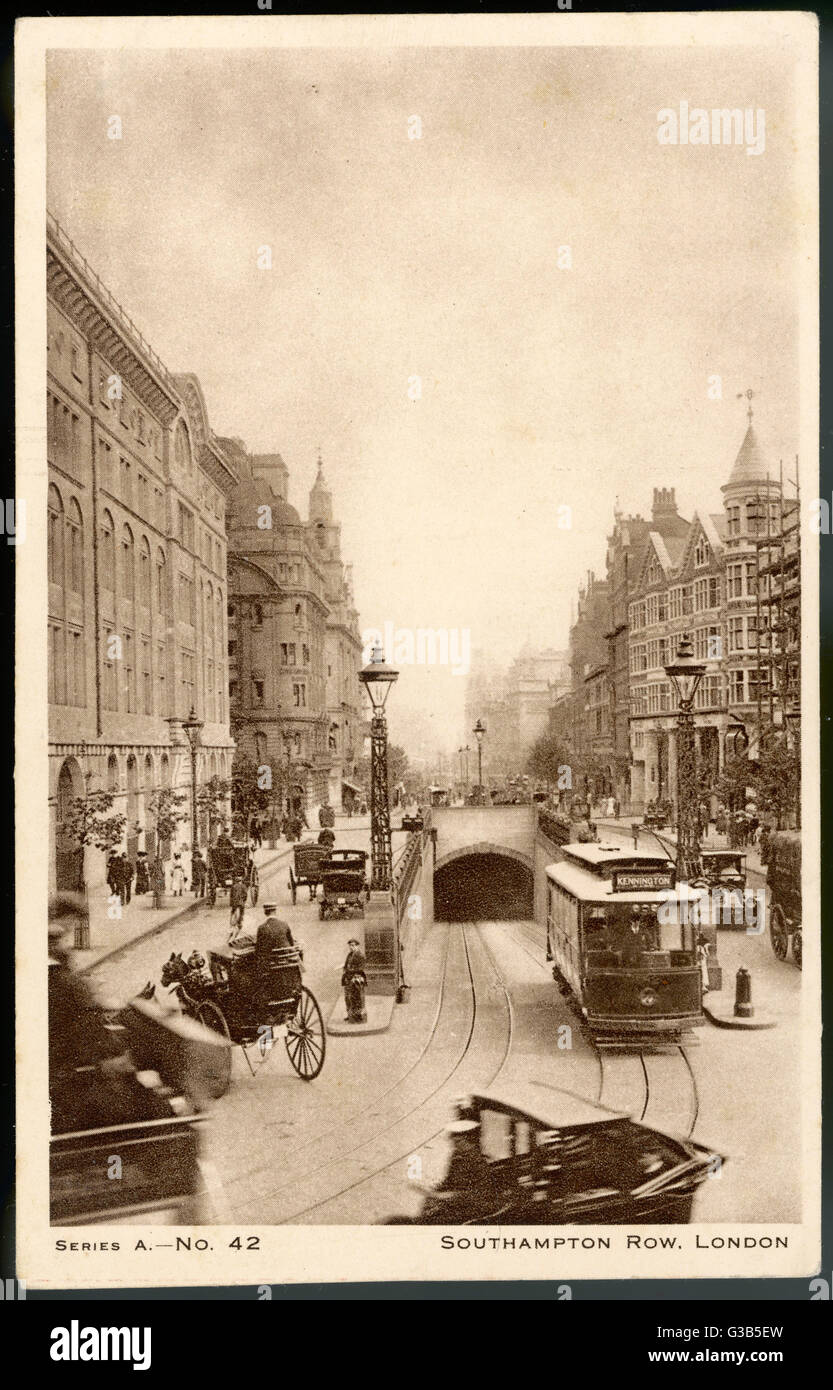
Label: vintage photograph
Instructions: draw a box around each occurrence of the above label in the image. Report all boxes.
[16,14,819,1286]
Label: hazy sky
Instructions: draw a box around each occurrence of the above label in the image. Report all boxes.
[46,43,801,754]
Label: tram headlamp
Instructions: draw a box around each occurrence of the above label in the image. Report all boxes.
[639,986,657,1009]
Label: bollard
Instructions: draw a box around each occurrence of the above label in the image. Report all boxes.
[631,822,640,850]
[734,966,754,1018]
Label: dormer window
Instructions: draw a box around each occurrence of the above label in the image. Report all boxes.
[694,536,709,568]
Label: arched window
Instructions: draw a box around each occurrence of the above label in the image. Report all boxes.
[65,498,84,594]
[48,484,64,586]
[174,420,192,475]
[100,510,116,590]
[156,549,167,614]
[139,537,152,608]
[121,524,135,600]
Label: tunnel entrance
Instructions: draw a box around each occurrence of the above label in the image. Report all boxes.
[434,851,534,921]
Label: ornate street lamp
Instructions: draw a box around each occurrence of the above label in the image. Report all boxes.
[181,706,204,858]
[664,634,706,882]
[359,643,399,890]
[473,718,486,805]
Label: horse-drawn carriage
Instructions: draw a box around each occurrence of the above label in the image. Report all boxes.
[288,841,330,903]
[206,841,259,908]
[767,830,802,968]
[319,849,370,920]
[161,944,326,1095]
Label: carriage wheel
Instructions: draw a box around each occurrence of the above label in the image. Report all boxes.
[196,1000,232,1098]
[206,877,217,908]
[792,928,802,970]
[249,865,259,907]
[285,987,326,1081]
[770,904,789,961]
[289,870,297,905]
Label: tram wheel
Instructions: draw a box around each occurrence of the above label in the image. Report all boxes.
[196,1000,232,1098]
[792,928,802,970]
[770,904,789,961]
[285,987,326,1081]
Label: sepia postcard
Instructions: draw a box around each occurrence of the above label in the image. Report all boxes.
[14,12,820,1290]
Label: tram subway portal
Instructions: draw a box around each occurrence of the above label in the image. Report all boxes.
[434,853,534,921]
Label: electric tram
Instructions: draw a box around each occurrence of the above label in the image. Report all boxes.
[545,843,708,1040]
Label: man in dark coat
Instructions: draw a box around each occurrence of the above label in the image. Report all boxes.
[341,936,367,1023]
[118,853,135,905]
[191,849,206,898]
[106,852,120,897]
[255,904,296,969]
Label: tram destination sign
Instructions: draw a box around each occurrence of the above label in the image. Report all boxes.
[611,869,675,892]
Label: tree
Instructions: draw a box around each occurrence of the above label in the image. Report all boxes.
[526,732,571,794]
[146,788,188,907]
[196,775,231,843]
[752,739,800,830]
[61,789,126,856]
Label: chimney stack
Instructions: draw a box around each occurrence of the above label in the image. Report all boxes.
[652,486,678,520]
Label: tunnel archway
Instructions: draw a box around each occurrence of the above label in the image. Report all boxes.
[434,843,534,921]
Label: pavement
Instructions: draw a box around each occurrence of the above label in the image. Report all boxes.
[74,825,370,975]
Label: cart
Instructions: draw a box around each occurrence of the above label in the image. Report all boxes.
[319,849,370,920]
[401,813,424,832]
[288,840,330,903]
[206,842,259,908]
[767,830,802,968]
[161,945,326,1094]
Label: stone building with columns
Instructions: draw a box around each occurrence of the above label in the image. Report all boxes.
[226,451,362,818]
[47,214,237,896]
[627,415,783,814]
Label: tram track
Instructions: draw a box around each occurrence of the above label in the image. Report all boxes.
[497,924,701,1141]
[229,922,514,1224]
[596,1042,700,1140]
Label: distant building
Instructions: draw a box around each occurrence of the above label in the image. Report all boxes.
[226,449,362,818]
[465,644,569,782]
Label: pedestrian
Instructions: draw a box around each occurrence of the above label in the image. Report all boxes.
[613,797,620,820]
[606,795,615,819]
[121,853,135,905]
[134,851,150,895]
[106,852,120,898]
[170,853,186,897]
[341,936,368,1024]
[229,873,247,935]
[191,849,206,898]
[254,903,296,966]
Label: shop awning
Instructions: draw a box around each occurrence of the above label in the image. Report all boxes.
[341,779,363,794]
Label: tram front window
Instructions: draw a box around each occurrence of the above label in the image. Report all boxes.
[586,906,696,963]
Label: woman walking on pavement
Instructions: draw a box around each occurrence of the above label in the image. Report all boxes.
[170,853,186,897]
